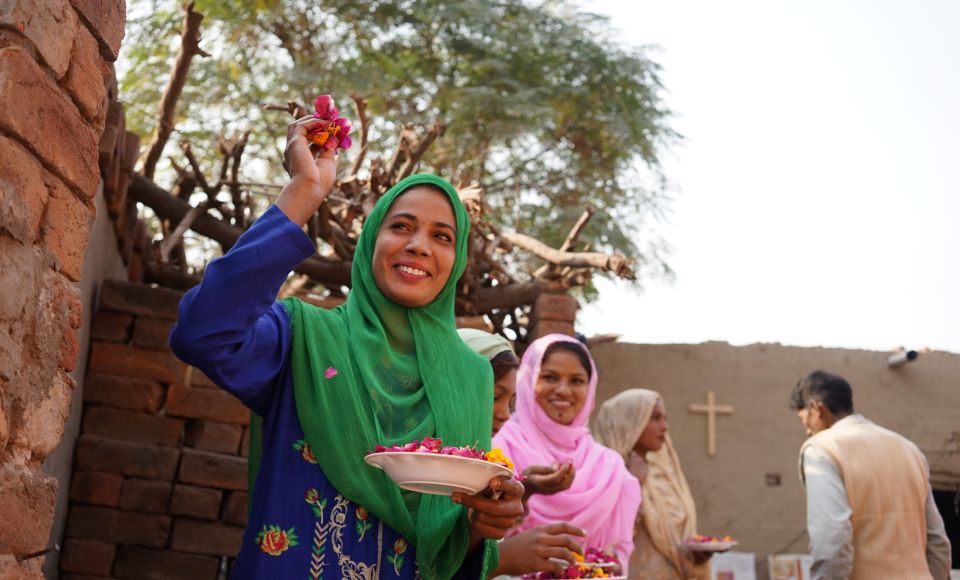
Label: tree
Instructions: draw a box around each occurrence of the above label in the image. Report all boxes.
[121,0,676,288]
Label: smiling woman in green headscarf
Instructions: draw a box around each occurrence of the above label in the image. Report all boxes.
[170,109,523,579]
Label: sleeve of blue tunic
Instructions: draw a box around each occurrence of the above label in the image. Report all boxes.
[169,205,317,416]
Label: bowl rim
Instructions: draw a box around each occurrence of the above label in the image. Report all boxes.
[364,450,513,478]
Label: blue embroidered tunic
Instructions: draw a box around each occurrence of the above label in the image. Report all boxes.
[170,206,482,579]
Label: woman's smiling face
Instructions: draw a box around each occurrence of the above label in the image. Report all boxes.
[371,186,457,307]
[534,347,591,425]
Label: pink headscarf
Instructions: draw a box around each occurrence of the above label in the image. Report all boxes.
[492,334,641,567]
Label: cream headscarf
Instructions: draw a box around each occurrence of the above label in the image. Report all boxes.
[593,389,704,580]
[457,328,514,362]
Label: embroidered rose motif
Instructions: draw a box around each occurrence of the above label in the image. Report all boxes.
[393,538,407,554]
[355,505,372,541]
[305,488,327,519]
[324,366,338,379]
[387,537,407,574]
[256,524,299,556]
[293,439,318,464]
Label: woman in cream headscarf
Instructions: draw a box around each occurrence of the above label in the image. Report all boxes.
[592,389,709,580]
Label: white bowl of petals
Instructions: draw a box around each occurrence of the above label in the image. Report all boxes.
[681,535,738,552]
[364,437,515,495]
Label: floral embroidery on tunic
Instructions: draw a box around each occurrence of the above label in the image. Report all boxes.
[293,438,318,464]
[305,488,329,579]
[355,506,373,542]
[330,494,379,579]
[386,538,407,576]
[256,524,299,556]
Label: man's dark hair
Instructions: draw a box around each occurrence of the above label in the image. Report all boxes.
[789,370,854,415]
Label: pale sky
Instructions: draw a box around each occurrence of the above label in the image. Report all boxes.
[578,0,960,354]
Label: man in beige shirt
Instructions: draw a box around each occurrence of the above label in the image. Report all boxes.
[790,370,952,580]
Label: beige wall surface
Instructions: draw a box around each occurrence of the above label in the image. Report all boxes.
[590,340,960,568]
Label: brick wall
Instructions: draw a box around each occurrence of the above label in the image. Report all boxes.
[0,0,125,576]
[529,293,578,339]
[61,280,250,579]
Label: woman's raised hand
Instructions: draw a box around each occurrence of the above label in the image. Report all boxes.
[276,116,338,225]
[494,523,586,576]
[453,475,525,542]
[523,462,576,497]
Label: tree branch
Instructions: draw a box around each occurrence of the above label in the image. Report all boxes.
[348,94,370,176]
[130,174,352,286]
[461,283,546,313]
[398,120,443,180]
[159,201,208,262]
[140,2,208,180]
[501,231,635,279]
[179,140,213,196]
[262,101,309,119]
[535,205,595,278]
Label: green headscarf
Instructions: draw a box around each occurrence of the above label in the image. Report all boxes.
[278,174,497,578]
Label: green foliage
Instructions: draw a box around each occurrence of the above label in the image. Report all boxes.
[121,0,677,285]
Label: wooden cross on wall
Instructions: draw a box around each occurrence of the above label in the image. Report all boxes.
[688,391,734,457]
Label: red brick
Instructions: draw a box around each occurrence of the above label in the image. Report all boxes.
[532,293,579,323]
[69,469,122,507]
[0,464,57,554]
[529,319,575,340]
[0,239,36,381]
[127,248,145,283]
[132,316,174,350]
[119,128,139,172]
[69,0,126,61]
[118,478,172,514]
[170,484,222,521]
[53,277,84,370]
[82,406,183,447]
[74,436,180,480]
[90,310,133,342]
[171,519,244,557]
[178,449,247,491]
[0,401,6,456]
[11,367,74,459]
[0,0,78,77]
[240,427,251,457]
[0,135,49,244]
[0,558,42,577]
[191,367,220,389]
[98,280,182,320]
[83,372,165,413]
[221,491,247,527]
[97,99,122,172]
[185,420,243,455]
[88,341,186,383]
[63,22,110,124]
[41,175,94,282]
[0,47,99,196]
[113,546,219,580]
[166,383,250,426]
[60,538,115,575]
[66,505,170,548]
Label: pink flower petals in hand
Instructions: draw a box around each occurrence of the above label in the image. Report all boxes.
[306,95,353,151]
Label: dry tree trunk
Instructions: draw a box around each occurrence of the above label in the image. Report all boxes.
[140,2,209,180]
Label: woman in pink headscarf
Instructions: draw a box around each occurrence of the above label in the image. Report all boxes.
[492,333,642,571]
